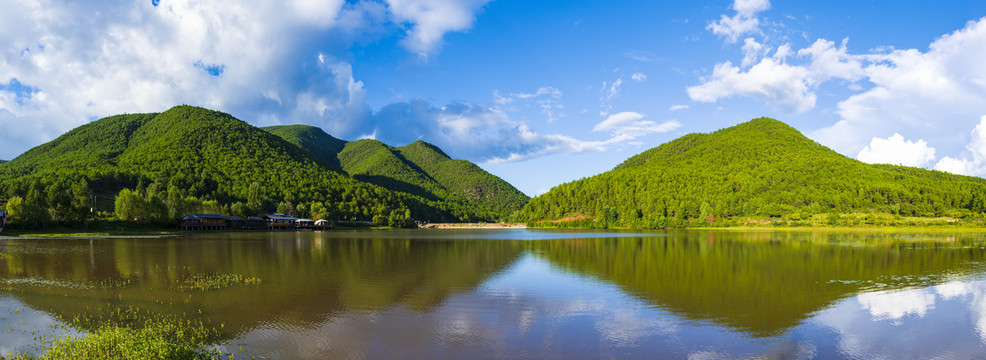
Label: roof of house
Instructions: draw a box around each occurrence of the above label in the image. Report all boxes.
[226,216,244,221]
[198,214,227,220]
[247,216,265,221]
[181,215,202,221]
[295,218,314,223]
[266,214,296,220]
[314,219,329,224]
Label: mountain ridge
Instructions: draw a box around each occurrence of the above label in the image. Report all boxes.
[519,117,986,228]
[263,125,529,219]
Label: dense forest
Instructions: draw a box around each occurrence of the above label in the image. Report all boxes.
[263,125,528,220]
[519,118,986,228]
[0,106,521,229]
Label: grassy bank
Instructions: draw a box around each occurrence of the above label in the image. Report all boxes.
[4,307,226,360]
[528,212,986,232]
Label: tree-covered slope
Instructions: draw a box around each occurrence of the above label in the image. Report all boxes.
[0,106,423,226]
[520,117,986,228]
[264,125,529,219]
[262,125,346,171]
[337,139,448,201]
[397,141,529,215]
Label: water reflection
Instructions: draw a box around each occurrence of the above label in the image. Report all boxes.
[1,230,986,359]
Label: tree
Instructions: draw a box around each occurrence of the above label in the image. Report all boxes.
[115,188,143,222]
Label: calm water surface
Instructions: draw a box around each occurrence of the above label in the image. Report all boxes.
[3,229,986,359]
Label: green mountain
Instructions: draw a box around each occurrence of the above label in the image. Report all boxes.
[0,106,447,226]
[397,140,529,214]
[263,125,528,219]
[519,117,986,228]
[262,125,346,171]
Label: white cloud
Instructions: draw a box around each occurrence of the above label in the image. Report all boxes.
[813,18,986,158]
[384,0,492,59]
[797,38,865,84]
[669,104,689,111]
[495,87,565,122]
[0,0,496,160]
[687,52,816,113]
[707,0,770,43]
[857,288,936,322]
[631,73,647,82]
[856,134,936,167]
[593,112,681,143]
[740,37,767,68]
[600,78,624,115]
[934,115,986,176]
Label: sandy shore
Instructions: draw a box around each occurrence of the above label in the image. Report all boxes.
[421,223,527,229]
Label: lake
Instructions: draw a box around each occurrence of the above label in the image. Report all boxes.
[3,229,986,359]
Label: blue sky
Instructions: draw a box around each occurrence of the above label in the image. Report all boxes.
[2,1,986,196]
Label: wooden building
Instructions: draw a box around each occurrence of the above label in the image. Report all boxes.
[226,216,245,229]
[180,214,228,230]
[295,218,315,229]
[179,215,202,230]
[314,219,331,230]
[199,214,227,230]
[0,209,6,233]
[246,216,266,229]
[265,213,296,230]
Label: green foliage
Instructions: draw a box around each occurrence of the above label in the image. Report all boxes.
[520,118,986,228]
[0,106,422,228]
[263,125,529,222]
[177,273,261,291]
[262,125,346,171]
[12,307,223,360]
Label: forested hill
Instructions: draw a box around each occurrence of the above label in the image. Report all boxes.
[263,125,529,219]
[519,117,986,228]
[262,125,346,171]
[0,106,507,227]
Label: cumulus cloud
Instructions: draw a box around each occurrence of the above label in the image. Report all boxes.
[385,0,492,59]
[0,0,502,161]
[740,37,767,68]
[933,115,986,176]
[371,99,606,164]
[856,134,936,167]
[687,48,816,113]
[631,73,647,82]
[707,0,770,43]
[812,18,986,158]
[797,38,866,84]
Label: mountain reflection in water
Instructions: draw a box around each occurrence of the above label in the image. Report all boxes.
[2,229,986,359]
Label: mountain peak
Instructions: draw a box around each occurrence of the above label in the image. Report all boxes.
[522,117,986,227]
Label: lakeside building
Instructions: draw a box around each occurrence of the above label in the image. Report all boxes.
[180,213,333,231]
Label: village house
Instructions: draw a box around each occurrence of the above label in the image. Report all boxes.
[0,209,6,233]
[246,216,266,229]
[314,219,332,230]
[265,213,296,230]
[295,218,315,229]
[179,214,202,230]
[225,216,245,229]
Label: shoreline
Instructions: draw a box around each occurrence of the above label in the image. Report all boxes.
[420,223,527,229]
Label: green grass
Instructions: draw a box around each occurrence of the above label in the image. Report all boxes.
[6,307,224,360]
[177,273,262,291]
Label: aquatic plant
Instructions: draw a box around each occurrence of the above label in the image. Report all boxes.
[7,307,224,360]
[177,273,262,291]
